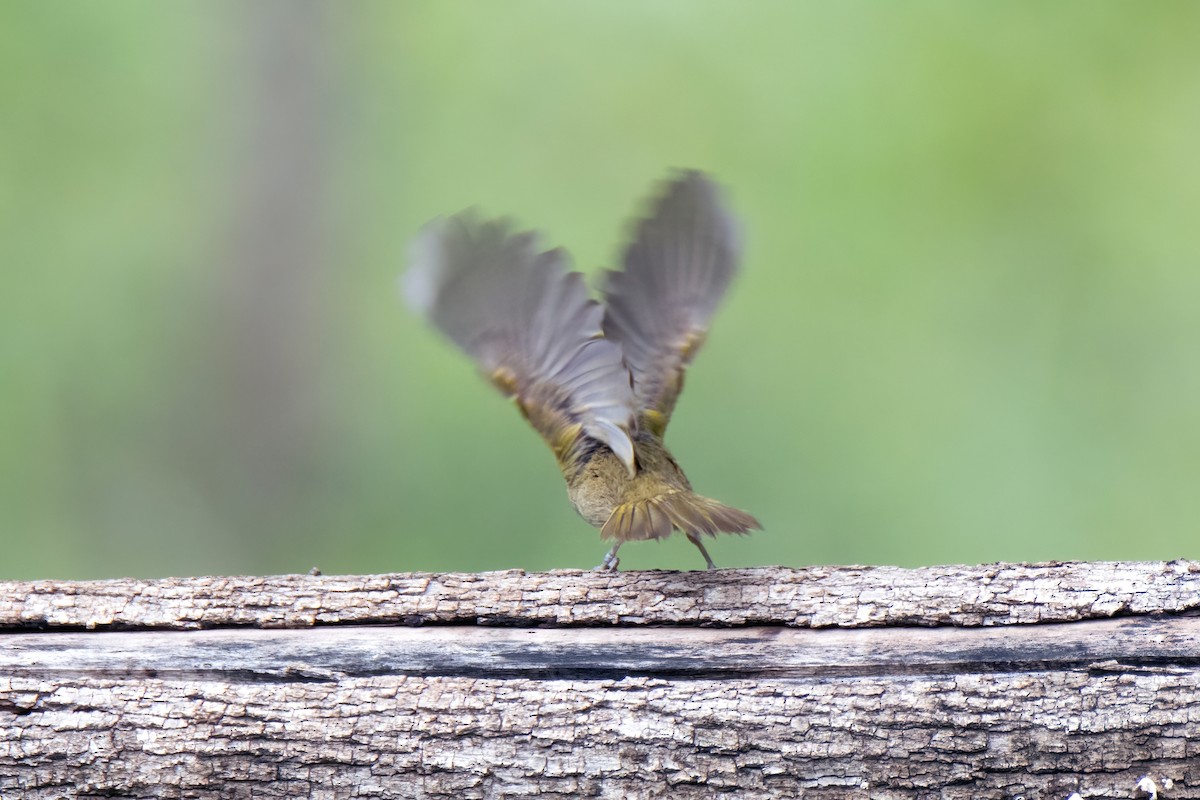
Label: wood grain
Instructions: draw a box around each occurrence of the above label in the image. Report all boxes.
[2,615,1197,680]
[2,562,1199,799]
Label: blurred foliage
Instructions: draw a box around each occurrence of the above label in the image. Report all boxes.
[2,1,1198,579]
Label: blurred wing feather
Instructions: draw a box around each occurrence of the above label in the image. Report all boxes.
[601,171,742,435]
[405,213,637,474]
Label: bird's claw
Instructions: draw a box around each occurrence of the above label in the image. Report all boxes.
[594,550,621,571]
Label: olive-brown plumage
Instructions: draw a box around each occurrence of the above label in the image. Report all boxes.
[405,170,760,569]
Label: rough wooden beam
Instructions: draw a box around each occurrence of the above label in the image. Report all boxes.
[2,562,1199,799]
[2,560,1198,630]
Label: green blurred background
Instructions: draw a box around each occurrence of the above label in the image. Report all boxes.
[3,2,1198,579]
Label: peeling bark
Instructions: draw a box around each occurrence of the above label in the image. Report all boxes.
[2,562,1198,798]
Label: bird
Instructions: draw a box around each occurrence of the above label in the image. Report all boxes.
[403,170,760,570]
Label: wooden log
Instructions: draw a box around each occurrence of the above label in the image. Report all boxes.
[2,562,1198,799]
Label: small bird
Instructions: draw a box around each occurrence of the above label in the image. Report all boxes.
[404,170,760,570]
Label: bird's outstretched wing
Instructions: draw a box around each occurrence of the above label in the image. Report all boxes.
[405,212,638,475]
[600,171,742,437]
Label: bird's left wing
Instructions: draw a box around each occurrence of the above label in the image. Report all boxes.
[405,212,638,475]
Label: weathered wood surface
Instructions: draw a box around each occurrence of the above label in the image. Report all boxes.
[4,616,1200,680]
[2,562,1199,799]
[3,560,1198,629]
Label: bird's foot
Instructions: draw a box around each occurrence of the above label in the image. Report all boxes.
[594,548,621,571]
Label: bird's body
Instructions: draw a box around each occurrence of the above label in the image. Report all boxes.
[405,170,759,569]
[564,433,689,530]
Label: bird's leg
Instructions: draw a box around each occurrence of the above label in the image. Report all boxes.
[686,533,717,570]
[594,544,621,571]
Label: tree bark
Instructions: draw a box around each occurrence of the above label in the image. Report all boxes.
[2,562,1198,799]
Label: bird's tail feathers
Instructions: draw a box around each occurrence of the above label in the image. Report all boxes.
[600,491,760,542]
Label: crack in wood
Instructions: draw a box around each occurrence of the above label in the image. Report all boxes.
[3,615,1198,683]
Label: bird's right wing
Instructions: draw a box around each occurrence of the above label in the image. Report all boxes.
[601,171,743,437]
[405,212,638,475]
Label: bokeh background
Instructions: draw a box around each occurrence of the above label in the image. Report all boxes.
[3,2,1198,579]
